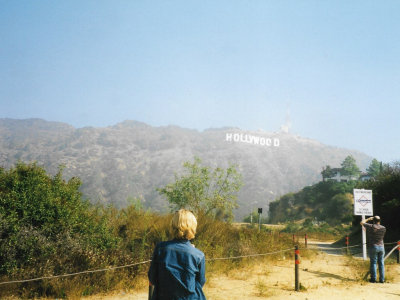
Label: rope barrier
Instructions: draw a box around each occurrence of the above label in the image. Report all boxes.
[384,243,400,261]
[0,248,294,286]
[312,244,361,250]
[312,241,399,251]
[384,241,399,245]
[0,260,152,286]
[0,240,397,286]
[207,248,294,261]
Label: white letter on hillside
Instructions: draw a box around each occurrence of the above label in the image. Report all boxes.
[226,133,233,142]
[248,135,255,145]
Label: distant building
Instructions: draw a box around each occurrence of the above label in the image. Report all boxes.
[325,168,360,182]
[359,172,372,182]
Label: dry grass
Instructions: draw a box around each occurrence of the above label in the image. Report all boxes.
[23,247,398,300]
[1,209,352,299]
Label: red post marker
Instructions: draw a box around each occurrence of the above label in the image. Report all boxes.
[295,245,300,291]
[295,249,300,264]
[148,282,154,300]
[305,233,308,248]
[397,241,400,264]
[345,236,349,245]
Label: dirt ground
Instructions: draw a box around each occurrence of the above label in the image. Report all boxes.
[85,249,400,300]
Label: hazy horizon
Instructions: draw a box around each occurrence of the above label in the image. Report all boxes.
[1,1,399,163]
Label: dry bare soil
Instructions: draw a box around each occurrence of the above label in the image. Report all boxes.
[86,249,400,300]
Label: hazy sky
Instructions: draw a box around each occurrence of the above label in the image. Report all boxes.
[1,1,399,163]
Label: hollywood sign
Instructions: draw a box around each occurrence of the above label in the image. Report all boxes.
[225,133,280,147]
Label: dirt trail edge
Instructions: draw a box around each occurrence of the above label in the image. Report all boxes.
[86,245,400,300]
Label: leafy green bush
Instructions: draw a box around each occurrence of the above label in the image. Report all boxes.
[0,162,294,298]
[269,181,358,224]
[0,162,117,297]
[158,158,242,221]
[356,162,400,241]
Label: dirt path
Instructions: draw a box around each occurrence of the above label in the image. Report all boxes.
[307,240,364,257]
[86,250,400,300]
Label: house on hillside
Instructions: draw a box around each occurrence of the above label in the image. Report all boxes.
[323,168,360,182]
[359,172,372,182]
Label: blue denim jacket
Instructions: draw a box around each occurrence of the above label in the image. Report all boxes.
[148,239,206,300]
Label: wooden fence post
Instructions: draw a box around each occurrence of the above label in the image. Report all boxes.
[148,283,154,300]
[295,245,300,291]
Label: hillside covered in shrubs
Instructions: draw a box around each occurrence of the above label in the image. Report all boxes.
[0,118,372,219]
[0,162,293,299]
[269,161,400,240]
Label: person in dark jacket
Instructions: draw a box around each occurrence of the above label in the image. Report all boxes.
[360,215,386,283]
[148,209,206,300]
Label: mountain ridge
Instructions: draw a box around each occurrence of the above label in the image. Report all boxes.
[0,118,372,220]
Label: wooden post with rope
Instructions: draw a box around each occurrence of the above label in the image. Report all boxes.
[295,245,300,291]
[148,283,154,300]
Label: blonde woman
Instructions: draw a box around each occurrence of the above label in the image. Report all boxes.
[148,209,206,299]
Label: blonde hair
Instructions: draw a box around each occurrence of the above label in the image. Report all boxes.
[171,209,197,240]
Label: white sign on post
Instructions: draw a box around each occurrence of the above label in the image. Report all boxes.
[353,189,373,216]
[353,188,373,261]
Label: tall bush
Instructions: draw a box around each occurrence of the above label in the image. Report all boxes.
[0,162,117,277]
[357,162,400,239]
[158,157,242,221]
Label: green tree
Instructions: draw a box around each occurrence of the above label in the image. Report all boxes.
[0,162,116,275]
[158,158,242,221]
[367,158,382,177]
[321,165,334,181]
[268,181,357,224]
[326,193,353,225]
[340,155,360,177]
[356,161,400,237]
[268,193,296,223]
